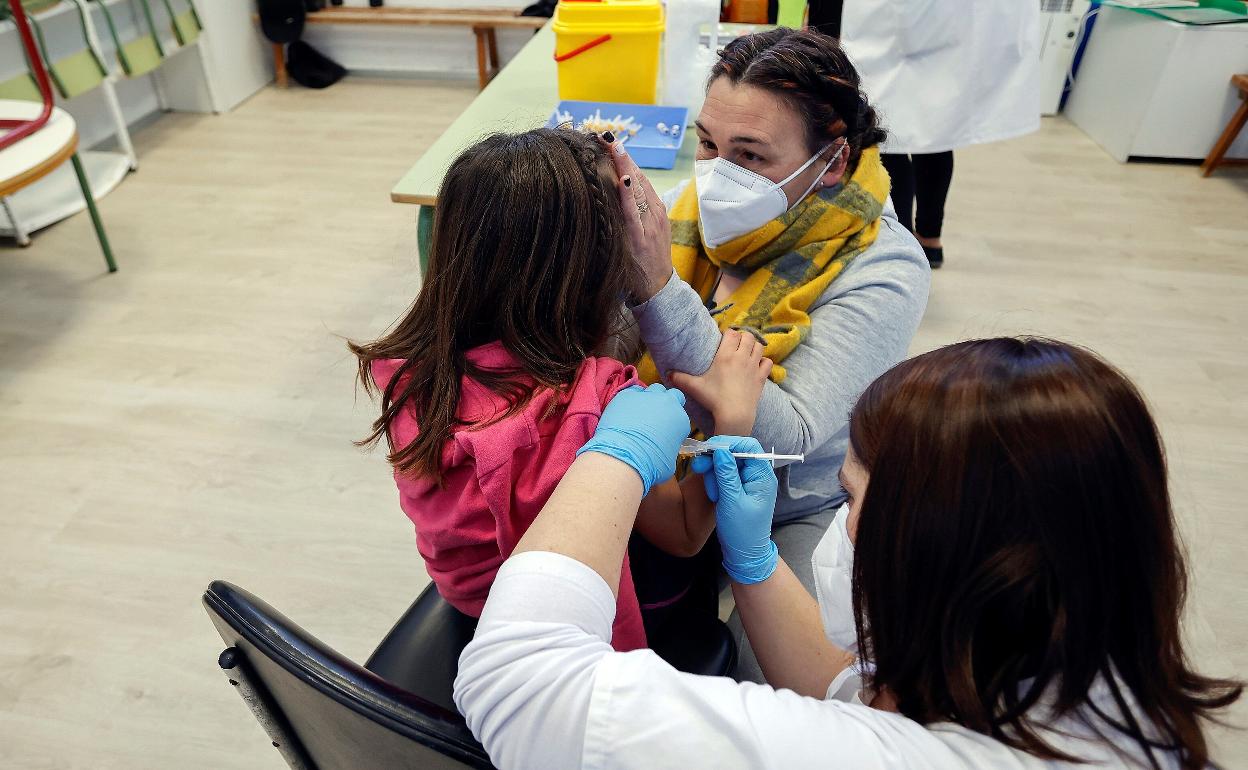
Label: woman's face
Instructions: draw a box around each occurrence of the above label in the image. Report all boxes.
[838,446,869,545]
[695,77,848,208]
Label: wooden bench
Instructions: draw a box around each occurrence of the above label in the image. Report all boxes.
[1200,74,1248,178]
[270,6,547,91]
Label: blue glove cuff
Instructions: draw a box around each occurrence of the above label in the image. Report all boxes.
[723,540,779,585]
[576,429,661,496]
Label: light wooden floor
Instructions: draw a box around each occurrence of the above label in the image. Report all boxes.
[0,79,1244,767]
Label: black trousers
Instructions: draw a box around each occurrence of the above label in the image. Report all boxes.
[881,151,955,239]
[628,531,720,643]
[806,0,844,36]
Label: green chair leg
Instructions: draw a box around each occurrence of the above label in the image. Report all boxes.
[417,204,434,277]
[70,153,118,273]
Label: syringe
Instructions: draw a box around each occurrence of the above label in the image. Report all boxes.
[678,438,805,463]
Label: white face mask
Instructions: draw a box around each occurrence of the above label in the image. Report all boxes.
[694,143,844,248]
[811,503,857,652]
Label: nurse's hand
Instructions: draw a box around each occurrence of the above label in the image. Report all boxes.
[598,132,673,302]
[577,383,689,497]
[693,437,779,584]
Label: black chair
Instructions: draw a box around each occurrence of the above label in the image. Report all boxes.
[204,579,736,769]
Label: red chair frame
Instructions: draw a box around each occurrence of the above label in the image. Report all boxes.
[0,0,56,150]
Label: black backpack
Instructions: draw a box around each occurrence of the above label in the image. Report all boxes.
[287,40,347,89]
[257,0,305,44]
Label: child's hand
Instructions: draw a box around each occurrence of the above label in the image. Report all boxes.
[668,329,772,435]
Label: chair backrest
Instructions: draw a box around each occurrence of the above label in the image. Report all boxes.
[0,72,41,101]
[203,580,494,770]
[92,0,163,77]
[160,0,199,46]
[28,5,108,99]
[362,582,479,714]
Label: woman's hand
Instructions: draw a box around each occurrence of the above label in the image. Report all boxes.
[692,437,779,584]
[668,329,772,435]
[576,383,689,496]
[598,132,673,301]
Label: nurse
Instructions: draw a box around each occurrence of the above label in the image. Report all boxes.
[454,338,1242,769]
[838,1,1042,267]
[606,28,929,680]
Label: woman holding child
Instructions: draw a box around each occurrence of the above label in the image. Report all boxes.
[608,28,929,677]
[352,28,927,679]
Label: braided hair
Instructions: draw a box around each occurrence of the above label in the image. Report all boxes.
[549,128,624,265]
[710,29,886,167]
[547,128,646,363]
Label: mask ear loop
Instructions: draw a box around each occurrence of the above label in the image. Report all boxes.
[787,141,847,212]
[819,141,848,190]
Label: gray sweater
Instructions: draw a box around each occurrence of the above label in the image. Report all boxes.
[634,187,930,523]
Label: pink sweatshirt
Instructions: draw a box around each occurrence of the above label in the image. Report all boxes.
[371,342,647,651]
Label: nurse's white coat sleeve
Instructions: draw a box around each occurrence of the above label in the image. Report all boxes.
[455,552,961,770]
[453,552,611,770]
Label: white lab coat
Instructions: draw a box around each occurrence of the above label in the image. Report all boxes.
[455,549,1179,769]
[840,0,1042,154]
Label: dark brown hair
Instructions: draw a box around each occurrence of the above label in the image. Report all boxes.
[350,129,638,482]
[848,338,1240,768]
[709,28,887,165]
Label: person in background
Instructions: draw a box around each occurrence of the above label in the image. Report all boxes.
[836,1,1042,268]
[349,129,770,653]
[454,338,1243,769]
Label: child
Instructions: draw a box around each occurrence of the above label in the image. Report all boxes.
[352,129,770,651]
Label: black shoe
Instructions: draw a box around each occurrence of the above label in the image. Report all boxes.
[923,245,943,269]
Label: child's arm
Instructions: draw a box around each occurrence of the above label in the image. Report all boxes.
[634,474,716,558]
[634,330,772,558]
[667,329,772,437]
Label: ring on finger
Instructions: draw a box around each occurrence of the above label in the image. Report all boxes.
[636,198,650,215]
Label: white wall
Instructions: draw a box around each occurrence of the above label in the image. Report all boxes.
[182,0,272,111]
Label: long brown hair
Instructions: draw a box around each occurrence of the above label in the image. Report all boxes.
[709,28,887,166]
[350,129,638,482]
[848,338,1240,767]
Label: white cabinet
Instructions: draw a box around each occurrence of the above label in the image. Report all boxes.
[1066,4,1248,162]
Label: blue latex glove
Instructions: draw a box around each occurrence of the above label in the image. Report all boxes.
[577,384,689,496]
[694,436,779,584]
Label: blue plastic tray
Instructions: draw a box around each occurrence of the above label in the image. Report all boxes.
[546,100,689,170]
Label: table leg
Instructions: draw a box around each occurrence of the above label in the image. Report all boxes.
[272,42,288,88]
[473,27,489,91]
[417,205,435,278]
[71,153,118,273]
[487,27,500,78]
[1200,96,1248,177]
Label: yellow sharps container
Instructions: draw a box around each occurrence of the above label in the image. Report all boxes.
[552,0,665,105]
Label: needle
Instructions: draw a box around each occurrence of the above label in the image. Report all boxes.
[724,451,805,462]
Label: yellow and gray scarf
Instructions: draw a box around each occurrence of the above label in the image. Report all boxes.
[638,146,890,384]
